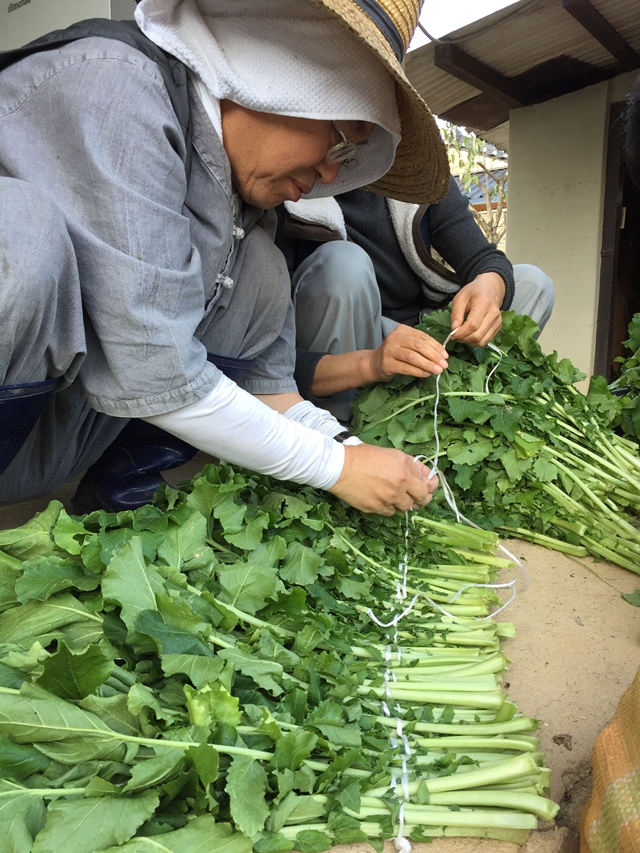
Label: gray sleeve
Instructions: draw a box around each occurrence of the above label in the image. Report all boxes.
[242,300,299,395]
[428,177,515,310]
[0,40,216,417]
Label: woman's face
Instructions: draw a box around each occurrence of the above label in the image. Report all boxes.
[221,101,375,208]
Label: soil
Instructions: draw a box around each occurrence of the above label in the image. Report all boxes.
[1,455,638,853]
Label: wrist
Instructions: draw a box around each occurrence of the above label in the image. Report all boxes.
[333,430,363,446]
[477,272,506,304]
[362,349,382,385]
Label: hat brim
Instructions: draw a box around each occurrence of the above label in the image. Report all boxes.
[308,0,450,204]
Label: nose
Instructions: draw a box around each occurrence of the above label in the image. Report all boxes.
[315,158,342,185]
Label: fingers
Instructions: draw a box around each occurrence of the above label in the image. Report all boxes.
[454,307,502,346]
[450,273,506,346]
[328,444,440,515]
[372,326,449,382]
[450,291,469,337]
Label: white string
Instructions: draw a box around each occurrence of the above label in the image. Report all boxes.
[365,337,528,851]
[485,341,505,392]
[417,332,531,613]
[366,511,415,851]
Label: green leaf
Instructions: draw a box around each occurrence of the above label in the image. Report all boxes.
[51,510,88,556]
[0,682,115,744]
[225,510,270,551]
[78,693,142,737]
[34,736,125,765]
[0,642,49,677]
[0,736,50,780]
[102,538,166,637]
[271,793,326,833]
[0,780,46,853]
[244,705,282,741]
[250,537,288,567]
[157,512,208,572]
[292,625,324,656]
[186,741,219,787]
[334,574,371,601]
[623,589,640,607]
[31,790,159,853]
[279,543,322,586]
[327,812,368,844]
[294,830,333,853]
[161,653,224,688]
[500,448,533,482]
[489,407,520,441]
[225,754,270,837]
[217,563,284,615]
[253,832,294,853]
[98,528,162,568]
[36,641,113,700]
[531,456,559,483]
[387,417,407,448]
[15,557,100,603]
[448,397,491,425]
[123,749,185,792]
[127,682,181,724]
[136,609,214,658]
[447,438,494,466]
[0,663,27,689]
[0,552,21,613]
[0,502,62,560]
[100,816,253,853]
[0,593,100,645]
[185,681,241,728]
[335,781,362,813]
[305,701,361,748]
[217,647,283,696]
[271,729,318,772]
[514,432,546,459]
[258,631,301,669]
[214,492,247,535]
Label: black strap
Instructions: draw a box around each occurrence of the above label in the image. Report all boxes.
[351,0,405,62]
[0,19,193,179]
[333,430,354,443]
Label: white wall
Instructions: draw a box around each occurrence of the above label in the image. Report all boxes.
[507,71,639,378]
[0,0,136,51]
[506,82,610,377]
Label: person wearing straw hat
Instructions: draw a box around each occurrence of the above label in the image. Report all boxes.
[0,0,448,516]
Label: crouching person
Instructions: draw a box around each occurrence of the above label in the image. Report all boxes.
[0,0,450,516]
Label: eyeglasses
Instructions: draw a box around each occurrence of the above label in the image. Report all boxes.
[326,121,359,167]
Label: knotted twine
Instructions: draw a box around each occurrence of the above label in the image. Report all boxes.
[366,330,530,852]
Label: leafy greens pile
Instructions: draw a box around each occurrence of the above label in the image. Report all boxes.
[0,462,557,852]
[353,310,640,575]
[611,311,640,443]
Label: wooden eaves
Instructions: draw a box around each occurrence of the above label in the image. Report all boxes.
[418,0,640,136]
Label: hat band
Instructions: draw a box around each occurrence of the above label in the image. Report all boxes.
[351,0,405,62]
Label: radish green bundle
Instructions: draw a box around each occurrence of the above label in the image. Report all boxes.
[0,462,556,852]
[353,310,640,575]
[610,312,640,444]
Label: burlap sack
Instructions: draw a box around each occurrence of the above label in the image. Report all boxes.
[580,666,640,852]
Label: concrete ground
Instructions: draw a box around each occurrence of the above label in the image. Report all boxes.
[1,459,639,853]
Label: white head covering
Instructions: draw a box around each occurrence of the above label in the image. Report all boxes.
[135,0,401,198]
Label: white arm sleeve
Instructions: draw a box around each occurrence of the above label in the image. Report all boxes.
[143,375,345,490]
[284,400,363,445]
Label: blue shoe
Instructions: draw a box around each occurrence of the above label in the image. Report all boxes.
[71,420,198,513]
[0,378,59,478]
[72,352,255,513]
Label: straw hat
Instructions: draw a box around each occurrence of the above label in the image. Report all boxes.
[307,0,450,204]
